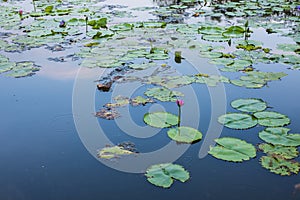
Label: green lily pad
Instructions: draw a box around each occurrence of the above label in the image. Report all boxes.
[144,111,178,128]
[198,26,224,35]
[221,59,252,72]
[258,143,298,159]
[110,23,133,31]
[144,87,183,102]
[142,22,166,28]
[167,126,202,143]
[97,146,134,159]
[105,95,129,108]
[145,163,189,188]
[222,26,245,38]
[6,61,40,78]
[277,43,299,52]
[201,34,230,42]
[195,75,229,87]
[218,113,257,129]
[259,127,300,147]
[130,96,155,106]
[209,57,234,66]
[231,98,267,113]
[260,155,300,176]
[128,62,157,70]
[209,137,256,162]
[254,111,290,127]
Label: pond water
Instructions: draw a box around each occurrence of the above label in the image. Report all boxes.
[0,0,300,199]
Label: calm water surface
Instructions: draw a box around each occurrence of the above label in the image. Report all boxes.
[0,0,299,200]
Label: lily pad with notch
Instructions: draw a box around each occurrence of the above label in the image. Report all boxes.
[218,113,257,129]
[254,111,290,127]
[231,98,267,113]
[145,163,189,188]
[209,137,256,162]
[259,127,300,147]
[144,111,178,128]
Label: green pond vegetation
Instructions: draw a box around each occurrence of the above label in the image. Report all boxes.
[0,0,299,188]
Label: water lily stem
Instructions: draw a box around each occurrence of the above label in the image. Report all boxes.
[85,16,88,34]
[32,0,36,12]
[178,106,181,128]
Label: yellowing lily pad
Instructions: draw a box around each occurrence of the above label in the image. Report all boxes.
[97,146,134,159]
[258,143,298,159]
[260,155,300,176]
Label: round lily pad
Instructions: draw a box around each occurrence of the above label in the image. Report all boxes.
[218,113,257,129]
[144,87,183,102]
[144,112,178,128]
[209,137,256,162]
[231,98,267,113]
[145,163,189,188]
[167,126,202,143]
[253,111,290,127]
[259,127,300,147]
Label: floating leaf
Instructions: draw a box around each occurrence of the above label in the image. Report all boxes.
[277,43,299,52]
[128,62,157,70]
[143,22,166,28]
[222,26,245,38]
[105,95,129,108]
[144,112,178,128]
[209,57,234,66]
[258,143,298,159]
[97,146,134,159]
[145,163,189,188]
[254,111,290,127]
[110,23,133,31]
[167,126,202,143]
[259,127,300,147]
[95,108,120,120]
[218,113,257,129]
[260,155,300,176]
[130,96,155,106]
[6,61,40,78]
[221,59,252,72]
[209,137,256,162]
[198,26,223,35]
[144,87,183,102]
[231,98,267,113]
[201,34,230,42]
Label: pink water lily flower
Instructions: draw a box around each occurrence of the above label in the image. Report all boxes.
[18,9,23,16]
[176,99,184,107]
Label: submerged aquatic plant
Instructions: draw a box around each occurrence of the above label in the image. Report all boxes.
[176,99,184,126]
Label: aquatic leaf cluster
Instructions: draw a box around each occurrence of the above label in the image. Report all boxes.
[213,98,300,176]
[218,98,290,130]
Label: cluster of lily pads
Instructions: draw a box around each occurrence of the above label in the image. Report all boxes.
[213,98,300,176]
[1,0,300,189]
